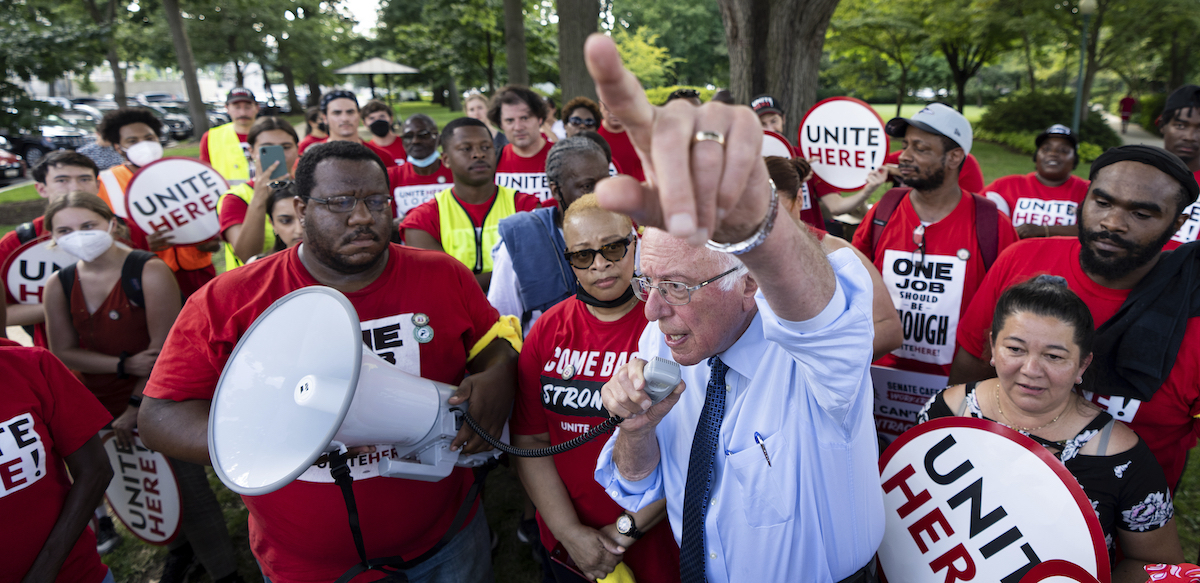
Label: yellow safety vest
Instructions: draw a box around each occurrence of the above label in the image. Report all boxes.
[208,123,249,183]
[217,183,276,270]
[435,186,518,274]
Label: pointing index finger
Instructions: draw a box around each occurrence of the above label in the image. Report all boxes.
[584,34,654,151]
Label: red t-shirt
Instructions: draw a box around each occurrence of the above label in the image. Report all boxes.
[143,244,501,583]
[297,134,326,155]
[2,343,112,583]
[982,173,1090,227]
[387,163,454,218]
[511,298,681,582]
[1163,169,1200,250]
[883,150,985,193]
[598,125,645,182]
[399,189,542,243]
[800,175,835,229]
[1119,96,1137,118]
[199,131,249,165]
[370,138,407,167]
[1,217,50,347]
[852,191,1019,439]
[218,181,254,235]
[956,237,1200,490]
[495,141,553,203]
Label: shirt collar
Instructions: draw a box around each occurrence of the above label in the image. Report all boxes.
[715,307,764,380]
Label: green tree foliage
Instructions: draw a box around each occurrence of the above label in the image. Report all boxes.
[612,27,679,88]
[977,90,1120,150]
[610,0,728,87]
[0,2,106,131]
[828,0,930,116]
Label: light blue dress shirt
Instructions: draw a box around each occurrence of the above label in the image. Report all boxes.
[595,248,885,583]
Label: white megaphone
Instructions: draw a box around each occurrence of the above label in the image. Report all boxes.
[208,286,502,496]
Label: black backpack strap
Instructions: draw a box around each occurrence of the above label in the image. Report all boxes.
[56,263,79,309]
[971,193,1000,270]
[15,222,36,244]
[121,250,155,308]
[868,187,911,262]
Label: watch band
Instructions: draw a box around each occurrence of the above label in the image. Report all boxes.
[617,512,644,540]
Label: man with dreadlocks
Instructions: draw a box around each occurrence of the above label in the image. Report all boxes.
[1159,85,1200,250]
[488,136,614,332]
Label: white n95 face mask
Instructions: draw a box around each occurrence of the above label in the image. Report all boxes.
[56,224,115,262]
[126,140,164,167]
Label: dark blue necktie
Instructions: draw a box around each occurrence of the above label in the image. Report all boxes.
[679,355,729,583]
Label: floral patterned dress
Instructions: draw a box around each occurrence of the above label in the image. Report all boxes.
[918,382,1175,561]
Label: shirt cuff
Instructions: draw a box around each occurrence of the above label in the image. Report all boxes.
[774,276,847,334]
[594,429,665,512]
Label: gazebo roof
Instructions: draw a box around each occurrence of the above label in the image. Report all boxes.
[334,57,418,75]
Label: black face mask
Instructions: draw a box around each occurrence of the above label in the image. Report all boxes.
[368,119,391,138]
[576,284,636,309]
[317,122,328,134]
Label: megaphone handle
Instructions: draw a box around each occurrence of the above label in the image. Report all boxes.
[454,407,623,457]
[326,450,371,570]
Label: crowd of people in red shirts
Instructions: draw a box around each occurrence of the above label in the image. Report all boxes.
[6,44,1200,583]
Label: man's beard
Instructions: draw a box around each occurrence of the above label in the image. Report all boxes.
[901,158,948,191]
[303,223,386,274]
[1077,213,1175,281]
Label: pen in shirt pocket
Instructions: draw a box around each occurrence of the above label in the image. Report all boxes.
[754,432,772,467]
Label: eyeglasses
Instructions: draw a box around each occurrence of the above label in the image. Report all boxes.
[632,267,740,306]
[913,224,926,267]
[564,236,632,269]
[568,116,598,128]
[270,179,293,191]
[402,131,435,140]
[308,194,391,214]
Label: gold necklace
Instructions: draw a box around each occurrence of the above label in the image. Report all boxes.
[993,382,1068,433]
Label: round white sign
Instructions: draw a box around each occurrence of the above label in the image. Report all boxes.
[101,430,182,545]
[762,130,795,159]
[124,157,226,245]
[798,96,889,192]
[877,417,1110,583]
[3,235,75,305]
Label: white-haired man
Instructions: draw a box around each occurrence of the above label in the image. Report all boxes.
[584,35,884,583]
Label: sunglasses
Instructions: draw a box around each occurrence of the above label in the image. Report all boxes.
[564,236,633,269]
[913,224,926,267]
[568,116,598,128]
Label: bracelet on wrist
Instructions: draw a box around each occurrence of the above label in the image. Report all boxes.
[116,351,130,380]
[706,180,779,256]
[128,395,143,408]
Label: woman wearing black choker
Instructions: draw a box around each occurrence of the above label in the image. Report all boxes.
[509,193,681,583]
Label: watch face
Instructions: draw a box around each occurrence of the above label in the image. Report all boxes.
[617,515,632,533]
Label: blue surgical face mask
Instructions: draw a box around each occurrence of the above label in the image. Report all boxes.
[407,150,441,168]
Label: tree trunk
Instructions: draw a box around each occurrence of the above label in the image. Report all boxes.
[107,48,127,104]
[261,62,276,106]
[234,61,245,87]
[896,67,908,118]
[448,76,461,112]
[306,72,322,107]
[161,0,209,135]
[504,0,529,86]
[485,30,496,93]
[557,0,599,102]
[718,0,838,140]
[279,63,303,112]
[1021,31,1037,93]
[1168,32,1186,92]
[432,84,446,106]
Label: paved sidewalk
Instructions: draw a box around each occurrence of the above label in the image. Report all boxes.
[1101,111,1160,146]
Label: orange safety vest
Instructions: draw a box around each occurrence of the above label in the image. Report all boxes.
[97,165,213,272]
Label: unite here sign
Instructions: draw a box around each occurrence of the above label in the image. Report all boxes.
[125,158,226,245]
[798,97,890,192]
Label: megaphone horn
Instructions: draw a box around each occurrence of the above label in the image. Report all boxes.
[208,286,499,496]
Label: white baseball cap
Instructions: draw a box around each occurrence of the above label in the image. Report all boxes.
[886,103,973,155]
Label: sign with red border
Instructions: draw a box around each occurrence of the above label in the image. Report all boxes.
[101,430,181,545]
[3,234,75,305]
[797,96,889,191]
[877,417,1109,583]
[124,157,225,245]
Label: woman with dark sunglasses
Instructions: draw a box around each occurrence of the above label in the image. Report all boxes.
[510,194,681,583]
[561,96,603,138]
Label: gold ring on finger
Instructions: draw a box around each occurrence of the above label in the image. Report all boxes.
[693,130,725,147]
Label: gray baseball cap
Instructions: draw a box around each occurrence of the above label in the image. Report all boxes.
[886,103,973,155]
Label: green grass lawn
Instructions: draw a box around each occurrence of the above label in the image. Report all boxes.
[870,104,987,124]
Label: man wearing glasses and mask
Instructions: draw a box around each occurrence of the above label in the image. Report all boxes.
[138,140,521,583]
[849,103,1018,442]
[387,114,455,227]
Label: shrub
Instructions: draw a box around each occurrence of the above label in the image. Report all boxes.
[977,90,1121,150]
[644,85,716,106]
[1136,93,1167,137]
[974,128,1106,163]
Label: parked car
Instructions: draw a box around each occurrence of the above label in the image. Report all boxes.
[0,137,25,185]
[89,101,171,146]
[38,113,93,151]
[137,92,183,104]
[139,103,194,141]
